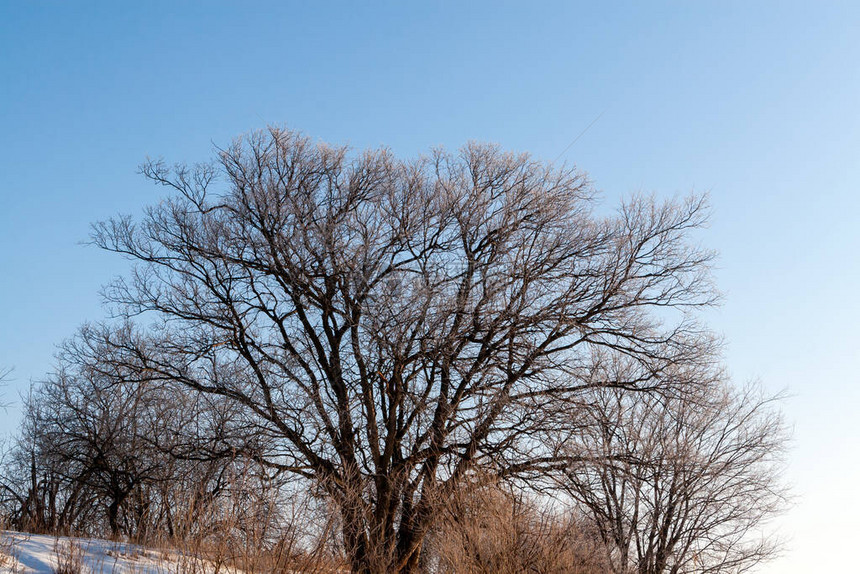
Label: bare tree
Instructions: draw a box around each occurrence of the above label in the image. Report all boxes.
[0,325,257,540]
[0,327,175,536]
[0,366,11,409]
[91,127,717,573]
[558,364,789,574]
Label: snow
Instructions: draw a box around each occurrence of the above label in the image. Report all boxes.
[0,532,239,574]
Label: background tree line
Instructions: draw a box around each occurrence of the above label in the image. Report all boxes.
[0,128,789,574]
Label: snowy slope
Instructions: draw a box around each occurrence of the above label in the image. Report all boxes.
[0,532,238,574]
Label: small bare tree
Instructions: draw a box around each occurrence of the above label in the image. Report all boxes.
[558,365,789,574]
[0,325,261,541]
[91,127,717,573]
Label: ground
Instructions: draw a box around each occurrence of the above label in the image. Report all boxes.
[0,532,240,574]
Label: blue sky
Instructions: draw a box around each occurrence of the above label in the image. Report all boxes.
[1,2,858,571]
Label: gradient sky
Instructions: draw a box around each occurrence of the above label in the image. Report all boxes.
[1,2,858,571]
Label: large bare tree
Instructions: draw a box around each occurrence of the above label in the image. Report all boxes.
[92,127,716,573]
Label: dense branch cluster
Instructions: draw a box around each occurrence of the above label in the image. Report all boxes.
[0,128,788,574]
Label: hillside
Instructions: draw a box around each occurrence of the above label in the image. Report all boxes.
[0,532,233,574]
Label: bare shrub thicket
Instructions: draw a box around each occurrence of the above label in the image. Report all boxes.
[163,467,344,574]
[0,327,345,570]
[52,538,85,574]
[0,326,283,545]
[426,480,607,574]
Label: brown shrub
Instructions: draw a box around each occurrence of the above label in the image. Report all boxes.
[426,483,607,574]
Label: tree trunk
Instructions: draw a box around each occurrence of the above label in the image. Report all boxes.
[341,502,373,574]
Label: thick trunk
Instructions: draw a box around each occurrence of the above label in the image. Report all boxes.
[107,498,121,537]
[394,497,431,574]
[107,488,129,538]
[397,538,424,574]
[341,502,374,574]
[338,497,429,574]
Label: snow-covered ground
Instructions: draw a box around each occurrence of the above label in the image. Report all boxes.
[0,532,237,574]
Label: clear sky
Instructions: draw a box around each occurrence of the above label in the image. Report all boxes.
[1,1,858,571]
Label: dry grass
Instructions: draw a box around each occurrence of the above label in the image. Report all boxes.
[5,477,607,574]
[427,484,608,574]
[139,472,346,574]
[53,538,86,574]
[0,531,22,573]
